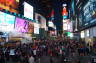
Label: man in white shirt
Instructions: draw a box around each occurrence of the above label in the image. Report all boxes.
[33,49,36,56]
[33,49,36,61]
[28,54,34,63]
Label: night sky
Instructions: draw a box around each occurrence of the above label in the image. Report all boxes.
[19,0,71,34]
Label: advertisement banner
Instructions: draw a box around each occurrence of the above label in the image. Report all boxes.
[28,22,34,33]
[15,17,28,33]
[24,2,33,20]
[0,11,15,32]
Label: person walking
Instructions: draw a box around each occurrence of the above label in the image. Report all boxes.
[28,54,35,63]
[33,49,36,61]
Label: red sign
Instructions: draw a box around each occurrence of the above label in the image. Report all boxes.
[62,7,68,16]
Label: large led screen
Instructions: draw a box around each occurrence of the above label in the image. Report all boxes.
[83,1,96,26]
[35,13,47,30]
[24,2,33,20]
[0,0,19,13]
[0,11,15,32]
[28,22,34,33]
[15,17,28,33]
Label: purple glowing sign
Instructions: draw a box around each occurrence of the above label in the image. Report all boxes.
[15,17,28,32]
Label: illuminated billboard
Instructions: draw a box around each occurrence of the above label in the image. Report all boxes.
[83,1,96,27]
[34,23,39,34]
[62,6,68,19]
[15,17,28,33]
[24,2,33,20]
[35,13,47,30]
[0,11,15,32]
[62,7,68,16]
[0,0,19,13]
[28,22,34,33]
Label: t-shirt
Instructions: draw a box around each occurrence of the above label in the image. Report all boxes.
[9,49,15,55]
[33,50,36,55]
[29,56,34,63]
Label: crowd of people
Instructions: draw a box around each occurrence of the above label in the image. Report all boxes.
[0,38,94,63]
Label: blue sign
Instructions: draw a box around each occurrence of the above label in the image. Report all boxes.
[63,16,67,19]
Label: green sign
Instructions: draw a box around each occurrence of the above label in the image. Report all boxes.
[67,32,71,37]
